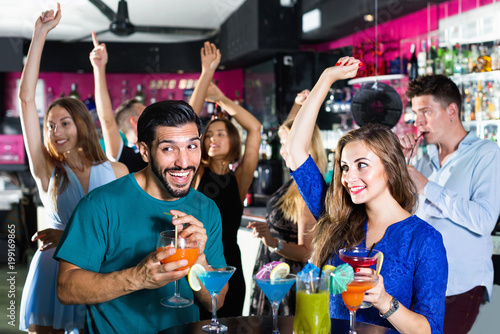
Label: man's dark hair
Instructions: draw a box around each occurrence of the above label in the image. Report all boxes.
[406,75,462,117]
[137,100,203,148]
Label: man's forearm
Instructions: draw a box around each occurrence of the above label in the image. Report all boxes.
[57,262,138,305]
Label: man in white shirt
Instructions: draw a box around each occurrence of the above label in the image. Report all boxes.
[400,74,500,334]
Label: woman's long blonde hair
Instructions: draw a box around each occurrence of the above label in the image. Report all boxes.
[43,98,107,208]
[311,124,417,266]
[275,119,328,223]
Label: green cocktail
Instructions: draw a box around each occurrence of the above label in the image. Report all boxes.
[294,274,331,334]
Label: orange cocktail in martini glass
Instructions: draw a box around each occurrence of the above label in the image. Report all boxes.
[341,272,379,334]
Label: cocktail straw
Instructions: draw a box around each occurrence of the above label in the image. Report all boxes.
[174,225,178,249]
[310,271,315,293]
[367,243,376,257]
[407,132,425,165]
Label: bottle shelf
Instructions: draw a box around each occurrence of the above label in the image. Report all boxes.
[450,70,500,84]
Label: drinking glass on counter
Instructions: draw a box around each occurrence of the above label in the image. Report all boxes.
[293,273,331,334]
[157,230,199,308]
[197,266,236,332]
[253,274,296,334]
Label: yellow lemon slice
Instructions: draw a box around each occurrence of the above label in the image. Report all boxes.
[322,264,336,272]
[270,262,290,280]
[188,263,205,291]
[375,252,384,275]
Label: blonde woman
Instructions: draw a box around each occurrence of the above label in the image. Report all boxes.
[247,117,327,316]
[18,5,127,333]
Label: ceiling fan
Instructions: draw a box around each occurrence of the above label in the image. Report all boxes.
[71,0,217,41]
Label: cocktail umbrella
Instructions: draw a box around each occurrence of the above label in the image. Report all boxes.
[330,264,354,295]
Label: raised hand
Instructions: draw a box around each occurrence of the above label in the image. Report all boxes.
[323,56,362,83]
[295,89,311,105]
[201,41,221,72]
[89,31,108,70]
[35,2,62,35]
[205,82,225,103]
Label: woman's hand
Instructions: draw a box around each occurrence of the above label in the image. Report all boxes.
[363,274,393,314]
[32,228,64,251]
[323,56,362,83]
[246,221,275,248]
[34,3,62,35]
[201,41,221,72]
[205,82,225,103]
[89,31,107,70]
[294,89,310,105]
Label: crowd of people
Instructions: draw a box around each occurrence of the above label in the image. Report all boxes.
[17,4,500,334]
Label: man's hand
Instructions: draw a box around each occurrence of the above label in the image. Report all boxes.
[399,133,420,160]
[201,41,221,72]
[131,248,189,290]
[90,31,107,70]
[168,210,208,257]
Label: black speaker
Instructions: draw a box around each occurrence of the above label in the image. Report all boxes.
[0,38,23,72]
[219,0,301,69]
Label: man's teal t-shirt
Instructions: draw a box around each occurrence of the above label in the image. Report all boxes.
[54,174,226,333]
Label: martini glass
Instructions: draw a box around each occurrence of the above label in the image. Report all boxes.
[339,247,382,308]
[342,272,379,334]
[197,266,236,332]
[157,230,199,308]
[253,274,297,334]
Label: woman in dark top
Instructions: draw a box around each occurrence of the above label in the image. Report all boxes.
[247,118,327,316]
[191,70,261,317]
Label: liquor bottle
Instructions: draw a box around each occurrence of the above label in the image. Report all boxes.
[408,44,418,81]
[417,40,427,76]
[443,45,455,76]
[68,83,80,100]
[426,40,437,75]
[491,46,500,71]
[46,87,54,107]
[435,48,444,75]
[121,80,130,102]
[478,46,492,72]
[453,43,463,75]
[469,45,479,73]
[134,84,145,104]
[475,82,483,121]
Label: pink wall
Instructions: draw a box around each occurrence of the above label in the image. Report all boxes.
[304,0,495,71]
[4,69,243,117]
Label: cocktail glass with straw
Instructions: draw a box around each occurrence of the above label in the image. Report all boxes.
[254,274,297,334]
[196,266,236,332]
[339,247,383,309]
[157,229,199,308]
[342,272,379,334]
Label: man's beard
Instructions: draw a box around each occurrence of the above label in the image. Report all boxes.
[150,153,197,198]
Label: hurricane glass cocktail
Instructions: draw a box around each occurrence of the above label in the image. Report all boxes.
[157,230,199,308]
[254,274,296,334]
[197,266,236,332]
[339,247,381,308]
[342,272,379,334]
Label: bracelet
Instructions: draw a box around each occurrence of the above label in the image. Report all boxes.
[268,239,284,253]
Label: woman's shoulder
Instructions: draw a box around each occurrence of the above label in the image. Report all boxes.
[393,215,444,243]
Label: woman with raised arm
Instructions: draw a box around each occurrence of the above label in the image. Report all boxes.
[192,82,261,318]
[284,57,447,334]
[18,4,128,334]
[247,108,327,316]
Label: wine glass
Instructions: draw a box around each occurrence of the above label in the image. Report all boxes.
[157,230,199,308]
[253,274,297,334]
[341,272,379,334]
[196,266,236,332]
[339,247,383,308]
